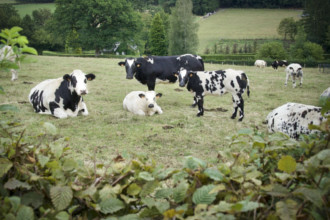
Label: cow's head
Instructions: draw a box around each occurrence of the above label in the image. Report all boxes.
[288,65,303,76]
[118,58,137,79]
[138,91,162,109]
[175,68,192,87]
[63,70,96,96]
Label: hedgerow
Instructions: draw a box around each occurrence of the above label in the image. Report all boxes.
[0,105,329,219]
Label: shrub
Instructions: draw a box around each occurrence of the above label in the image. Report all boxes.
[256,42,287,60]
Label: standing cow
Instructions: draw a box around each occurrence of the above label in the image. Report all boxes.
[123,91,163,116]
[0,45,19,81]
[285,63,303,88]
[271,60,288,70]
[118,54,204,90]
[29,70,96,118]
[254,60,267,68]
[266,102,327,139]
[177,69,250,121]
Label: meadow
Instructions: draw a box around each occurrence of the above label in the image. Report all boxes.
[0,56,329,167]
[197,8,303,53]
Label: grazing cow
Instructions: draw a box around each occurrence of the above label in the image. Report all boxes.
[123,91,163,116]
[285,63,303,88]
[177,69,250,121]
[254,60,267,68]
[266,102,327,139]
[271,60,288,70]
[29,70,96,119]
[0,45,19,81]
[118,54,204,90]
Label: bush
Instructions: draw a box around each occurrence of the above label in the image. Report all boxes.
[0,100,329,219]
[256,42,287,60]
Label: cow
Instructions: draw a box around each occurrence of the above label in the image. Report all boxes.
[177,69,250,121]
[266,102,328,139]
[254,60,267,68]
[118,54,204,91]
[0,45,19,81]
[123,91,163,116]
[272,60,288,70]
[285,63,303,88]
[29,70,96,119]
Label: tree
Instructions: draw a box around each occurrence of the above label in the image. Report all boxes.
[303,0,330,51]
[256,42,287,60]
[149,13,167,55]
[168,0,199,55]
[277,17,298,41]
[0,5,21,30]
[52,0,141,55]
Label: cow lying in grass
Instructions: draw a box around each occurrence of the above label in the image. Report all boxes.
[177,69,250,121]
[266,102,327,139]
[123,91,163,116]
[29,70,95,118]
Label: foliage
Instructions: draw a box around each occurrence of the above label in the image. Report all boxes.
[52,0,142,55]
[256,41,287,60]
[277,17,298,41]
[0,101,329,219]
[303,0,330,52]
[192,0,219,16]
[168,0,199,55]
[0,5,21,31]
[149,13,167,56]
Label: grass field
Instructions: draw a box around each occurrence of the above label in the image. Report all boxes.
[197,9,303,53]
[14,3,56,16]
[0,56,329,167]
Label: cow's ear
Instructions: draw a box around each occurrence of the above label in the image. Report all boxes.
[139,93,145,98]
[297,68,302,71]
[189,72,195,77]
[173,72,178,77]
[156,93,162,98]
[63,74,71,81]
[136,62,141,68]
[86,73,96,81]
[118,62,125,66]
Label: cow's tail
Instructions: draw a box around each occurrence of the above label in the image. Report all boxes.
[241,73,250,97]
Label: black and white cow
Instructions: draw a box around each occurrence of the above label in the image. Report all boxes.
[285,63,303,88]
[0,45,19,81]
[271,60,288,70]
[266,102,327,139]
[29,70,95,118]
[177,69,250,120]
[118,54,204,90]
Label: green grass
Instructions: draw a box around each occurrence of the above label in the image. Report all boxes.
[14,3,55,16]
[1,56,329,167]
[197,8,303,53]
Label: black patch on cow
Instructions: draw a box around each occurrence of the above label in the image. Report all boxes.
[30,90,47,113]
[71,75,77,88]
[301,110,308,118]
[53,80,82,112]
[166,74,178,83]
[230,80,235,88]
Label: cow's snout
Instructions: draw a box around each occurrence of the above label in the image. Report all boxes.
[80,90,87,95]
[126,76,133,79]
[179,82,185,87]
[148,104,154,108]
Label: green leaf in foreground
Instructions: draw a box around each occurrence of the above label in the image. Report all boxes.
[0,158,13,178]
[50,186,73,211]
[278,155,296,174]
[192,185,216,205]
[100,198,125,214]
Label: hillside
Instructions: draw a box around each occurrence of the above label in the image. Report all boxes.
[197,8,303,53]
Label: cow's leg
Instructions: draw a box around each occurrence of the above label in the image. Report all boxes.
[285,73,289,86]
[147,78,156,91]
[192,96,197,107]
[292,75,296,88]
[11,69,18,81]
[299,75,303,87]
[231,95,239,119]
[49,102,67,118]
[79,101,89,116]
[155,104,163,115]
[136,110,146,116]
[196,95,204,117]
[237,94,244,121]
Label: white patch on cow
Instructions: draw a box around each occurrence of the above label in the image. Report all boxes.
[127,58,135,68]
[123,91,163,116]
[71,69,89,96]
[147,58,154,64]
[176,54,195,60]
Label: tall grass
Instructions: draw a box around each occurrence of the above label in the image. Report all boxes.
[197,9,303,53]
[0,56,328,167]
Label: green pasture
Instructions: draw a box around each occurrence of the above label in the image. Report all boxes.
[197,8,303,53]
[14,3,55,16]
[1,56,329,167]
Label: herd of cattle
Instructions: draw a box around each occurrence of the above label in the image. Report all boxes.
[0,45,328,139]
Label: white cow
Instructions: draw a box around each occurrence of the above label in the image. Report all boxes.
[254,60,267,68]
[266,102,327,139]
[123,91,163,116]
[29,70,95,118]
[285,63,303,88]
[0,45,19,81]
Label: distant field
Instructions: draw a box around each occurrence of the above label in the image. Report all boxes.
[0,56,328,167]
[14,3,55,16]
[197,9,303,53]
